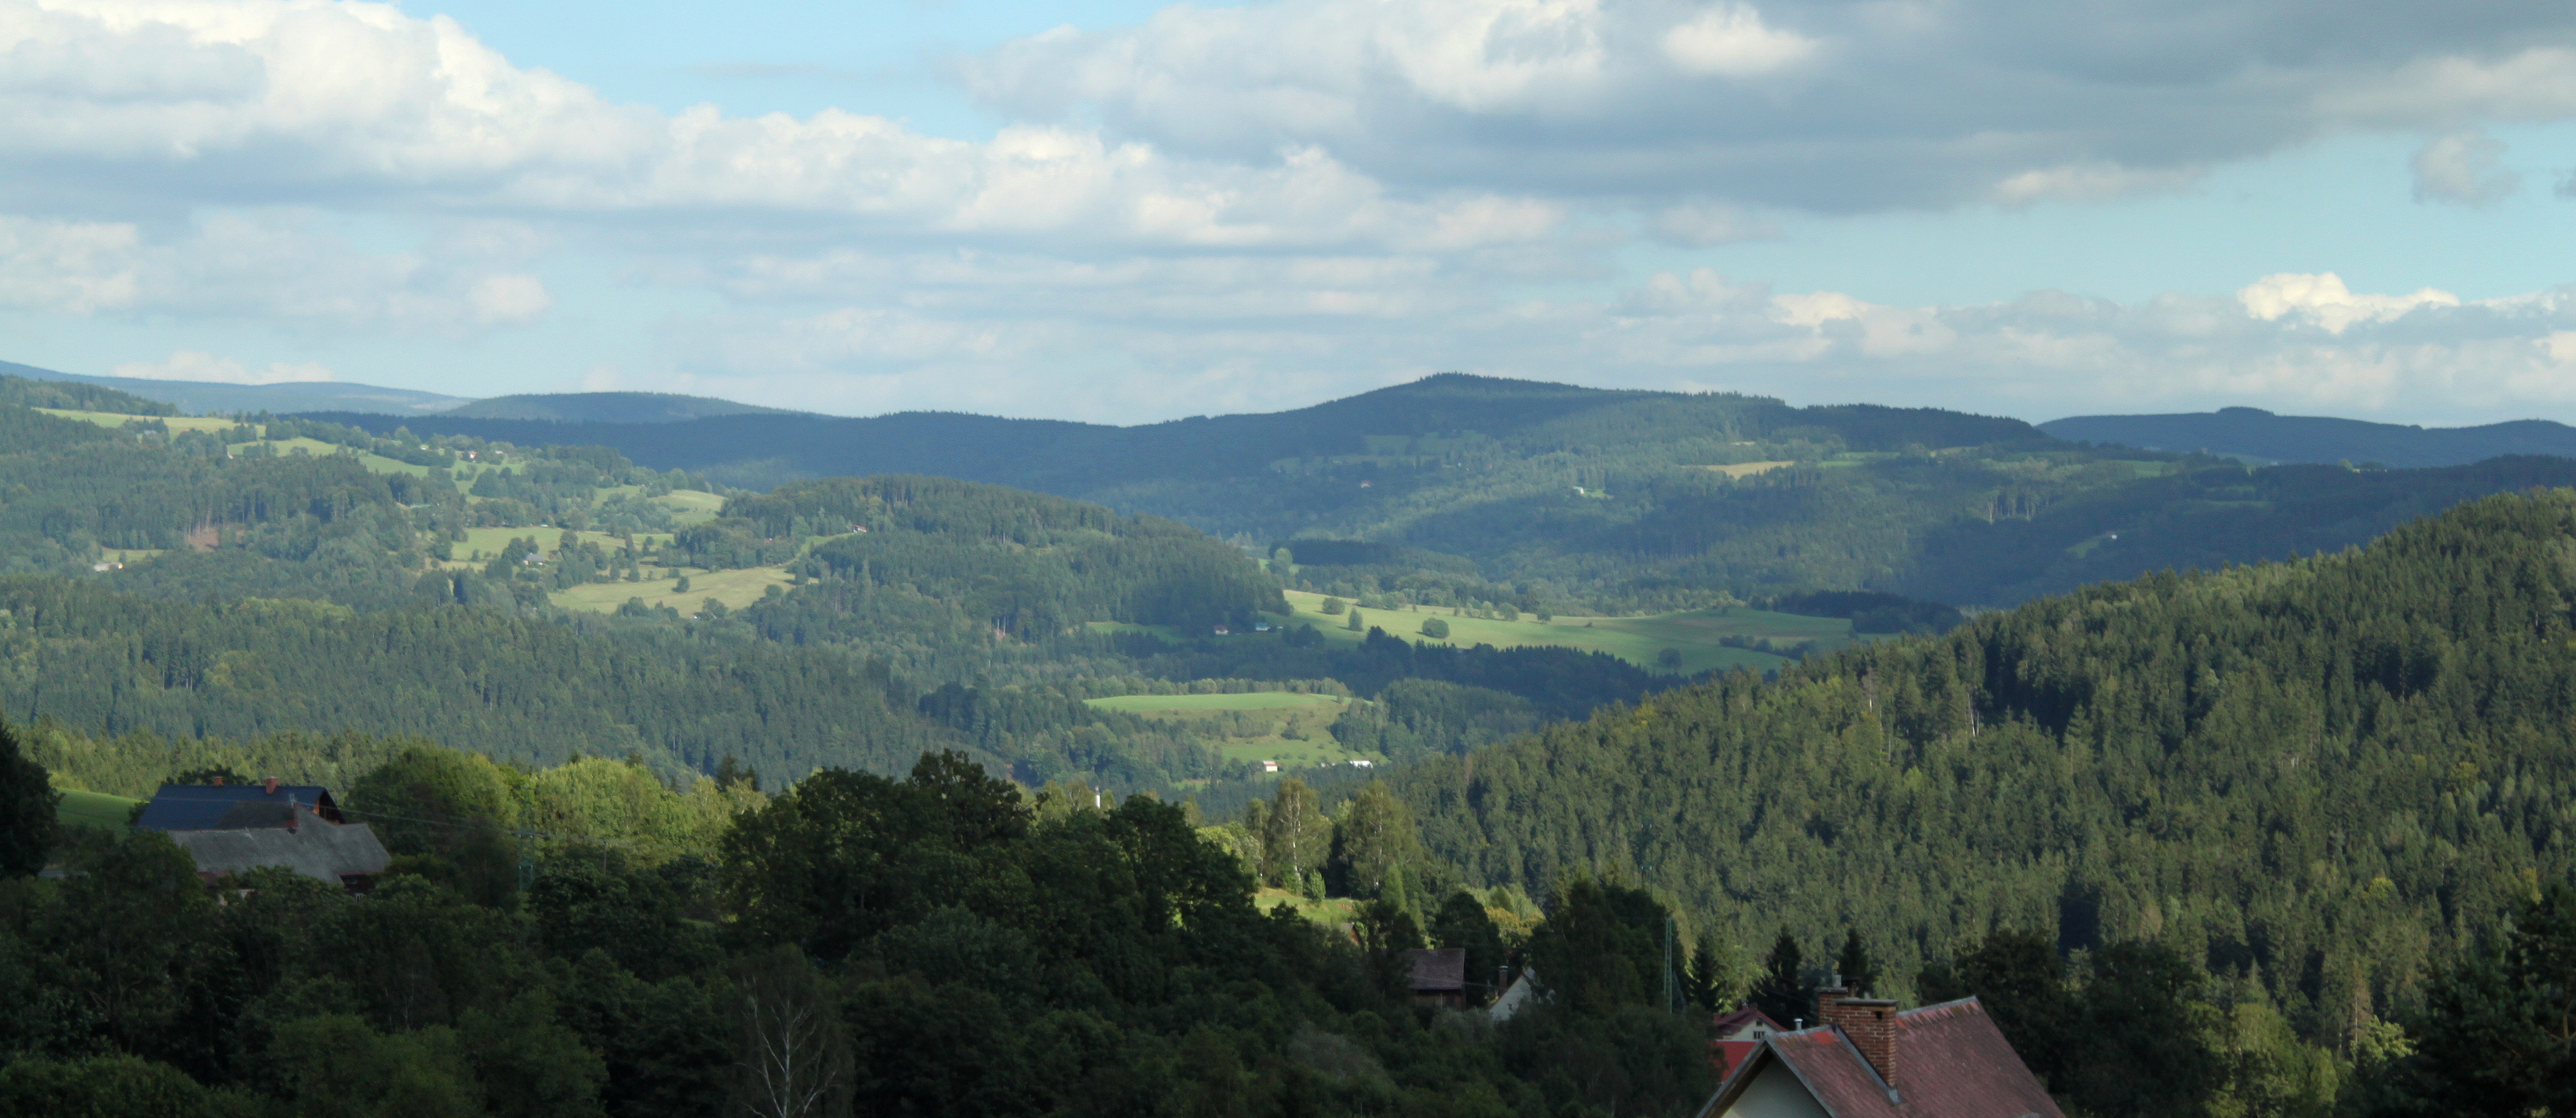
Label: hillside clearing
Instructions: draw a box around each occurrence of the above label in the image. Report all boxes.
[1266,590,1822,675]
[1087,692,1350,713]
[39,408,244,433]
[56,787,142,831]
[551,565,795,614]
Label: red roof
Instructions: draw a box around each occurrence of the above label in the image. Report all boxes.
[1712,1007,1787,1039]
[1698,998,2063,1118]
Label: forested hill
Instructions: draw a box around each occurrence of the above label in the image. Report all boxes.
[2042,406,2576,468]
[1386,487,2576,1044]
[306,375,2576,616]
[306,373,1950,493]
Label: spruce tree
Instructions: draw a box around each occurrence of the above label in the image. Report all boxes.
[1751,929,1812,1026]
[1837,926,1876,995]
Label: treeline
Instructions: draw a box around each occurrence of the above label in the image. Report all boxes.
[0,373,177,416]
[1,737,1717,1118]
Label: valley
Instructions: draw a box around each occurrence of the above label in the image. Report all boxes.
[5,367,2576,1117]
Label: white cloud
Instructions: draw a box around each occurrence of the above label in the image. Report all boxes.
[2411,130,2521,205]
[112,350,335,385]
[1660,4,1818,78]
[2236,272,2460,334]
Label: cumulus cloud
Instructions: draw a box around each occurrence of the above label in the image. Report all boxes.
[1659,4,1819,77]
[2412,130,2521,205]
[112,350,335,385]
[965,0,2576,211]
[2236,272,2461,334]
[0,0,1563,258]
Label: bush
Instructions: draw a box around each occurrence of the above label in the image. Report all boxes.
[1420,618,1450,639]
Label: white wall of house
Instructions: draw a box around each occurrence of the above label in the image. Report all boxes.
[1721,1061,1832,1118]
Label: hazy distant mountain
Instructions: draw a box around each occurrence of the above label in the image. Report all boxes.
[441,391,804,423]
[2041,406,2576,468]
[0,359,467,417]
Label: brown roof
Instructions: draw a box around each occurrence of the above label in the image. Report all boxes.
[1404,947,1467,992]
[1699,998,2063,1118]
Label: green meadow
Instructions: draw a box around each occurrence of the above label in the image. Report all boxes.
[1086,690,1374,768]
[38,408,242,434]
[55,788,142,832]
[1266,590,1840,675]
[552,564,797,615]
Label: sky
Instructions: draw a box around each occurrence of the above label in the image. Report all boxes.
[4,0,2576,426]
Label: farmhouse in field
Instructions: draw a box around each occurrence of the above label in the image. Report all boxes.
[135,779,390,892]
[1696,987,2062,1118]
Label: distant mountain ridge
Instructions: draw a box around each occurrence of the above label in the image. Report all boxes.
[2040,406,2576,468]
[0,359,468,416]
[443,391,805,422]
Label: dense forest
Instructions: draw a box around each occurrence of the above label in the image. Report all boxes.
[0,397,1665,795]
[1360,490,2576,1080]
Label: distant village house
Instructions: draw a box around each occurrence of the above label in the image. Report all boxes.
[134,778,391,893]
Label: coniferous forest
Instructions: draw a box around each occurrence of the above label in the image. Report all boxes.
[9,373,2576,1115]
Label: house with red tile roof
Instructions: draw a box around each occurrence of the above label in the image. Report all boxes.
[1695,987,2062,1118]
[1709,1005,1790,1081]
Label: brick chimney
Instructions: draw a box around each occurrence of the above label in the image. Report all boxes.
[1819,988,1901,1088]
[264,776,279,795]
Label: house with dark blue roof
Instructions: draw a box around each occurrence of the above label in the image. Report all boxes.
[134,779,345,832]
[134,780,386,891]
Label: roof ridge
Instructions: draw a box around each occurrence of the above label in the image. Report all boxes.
[1898,995,1983,1021]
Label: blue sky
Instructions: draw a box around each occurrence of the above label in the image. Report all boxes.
[4,0,2575,425]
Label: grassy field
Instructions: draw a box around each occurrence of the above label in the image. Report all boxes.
[39,408,244,433]
[652,490,727,525]
[1253,887,1361,926]
[1088,690,1374,768]
[1268,590,1825,675]
[448,527,678,563]
[1702,460,1796,478]
[551,565,796,614]
[1088,692,1351,713]
[56,788,142,832]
